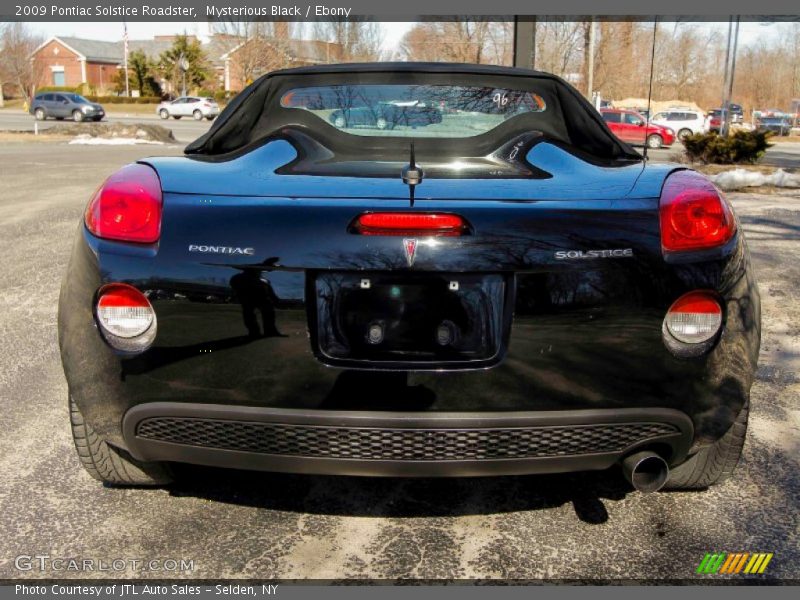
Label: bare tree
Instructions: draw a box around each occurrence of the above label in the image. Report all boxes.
[398,20,512,65]
[0,25,5,107]
[534,19,584,80]
[313,20,384,61]
[0,22,43,104]
[212,21,295,85]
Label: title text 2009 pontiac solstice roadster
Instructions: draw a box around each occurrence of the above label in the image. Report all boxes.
[58,64,760,492]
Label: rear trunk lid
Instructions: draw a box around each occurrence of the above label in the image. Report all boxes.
[141,140,676,275]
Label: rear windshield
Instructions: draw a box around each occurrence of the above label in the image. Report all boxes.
[280,84,547,138]
[186,67,642,161]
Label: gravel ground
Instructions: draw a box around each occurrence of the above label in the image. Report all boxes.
[0,140,797,582]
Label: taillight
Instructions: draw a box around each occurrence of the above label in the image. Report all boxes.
[95,283,157,352]
[351,213,470,236]
[85,163,162,243]
[664,291,722,345]
[659,170,736,252]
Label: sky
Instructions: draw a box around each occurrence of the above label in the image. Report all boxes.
[27,21,414,50]
[26,20,784,52]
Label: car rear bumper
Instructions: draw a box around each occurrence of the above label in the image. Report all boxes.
[122,403,693,477]
[58,214,761,465]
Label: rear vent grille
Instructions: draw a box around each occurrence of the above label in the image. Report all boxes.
[135,418,678,461]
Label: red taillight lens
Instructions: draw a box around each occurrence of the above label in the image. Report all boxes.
[85,163,162,243]
[351,213,470,236]
[660,170,735,253]
[664,291,722,344]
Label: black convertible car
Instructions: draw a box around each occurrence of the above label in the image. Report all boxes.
[59,64,760,493]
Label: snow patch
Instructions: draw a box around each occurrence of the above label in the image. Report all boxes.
[69,134,165,146]
[709,168,800,191]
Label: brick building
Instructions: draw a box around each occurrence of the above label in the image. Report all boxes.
[31,36,178,93]
[31,34,344,95]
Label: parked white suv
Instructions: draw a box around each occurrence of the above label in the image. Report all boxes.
[650,109,707,140]
[157,96,220,121]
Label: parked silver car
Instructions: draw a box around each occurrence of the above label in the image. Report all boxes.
[157,96,220,121]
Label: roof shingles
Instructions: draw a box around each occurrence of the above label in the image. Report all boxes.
[49,36,341,67]
[53,36,222,64]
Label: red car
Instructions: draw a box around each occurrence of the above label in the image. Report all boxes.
[600,109,675,149]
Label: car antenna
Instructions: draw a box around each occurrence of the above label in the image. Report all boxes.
[643,17,658,162]
[401,141,423,207]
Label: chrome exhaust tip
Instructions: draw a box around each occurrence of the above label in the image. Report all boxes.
[622,451,669,493]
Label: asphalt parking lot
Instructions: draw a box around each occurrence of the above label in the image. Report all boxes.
[0,138,797,581]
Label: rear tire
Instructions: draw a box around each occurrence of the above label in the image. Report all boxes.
[664,402,748,490]
[193,110,203,121]
[646,134,663,149]
[677,128,692,140]
[34,108,46,121]
[69,395,172,486]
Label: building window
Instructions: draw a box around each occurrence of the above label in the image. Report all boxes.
[51,66,65,86]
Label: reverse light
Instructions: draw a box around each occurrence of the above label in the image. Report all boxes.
[85,163,162,243]
[351,212,470,236]
[664,291,722,345]
[95,283,157,352]
[660,170,736,252]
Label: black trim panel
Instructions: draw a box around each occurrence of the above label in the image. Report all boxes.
[122,404,693,478]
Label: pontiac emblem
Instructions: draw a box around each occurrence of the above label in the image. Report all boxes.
[403,238,418,267]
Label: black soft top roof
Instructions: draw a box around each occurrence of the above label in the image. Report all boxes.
[185,62,641,162]
[255,62,557,77]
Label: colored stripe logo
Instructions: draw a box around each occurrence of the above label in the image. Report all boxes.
[697,552,773,574]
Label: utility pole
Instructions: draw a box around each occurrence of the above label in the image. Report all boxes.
[123,20,130,97]
[721,17,740,137]
[586,17,596,100]
[179,54,189,97]
[513,17,537,69]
